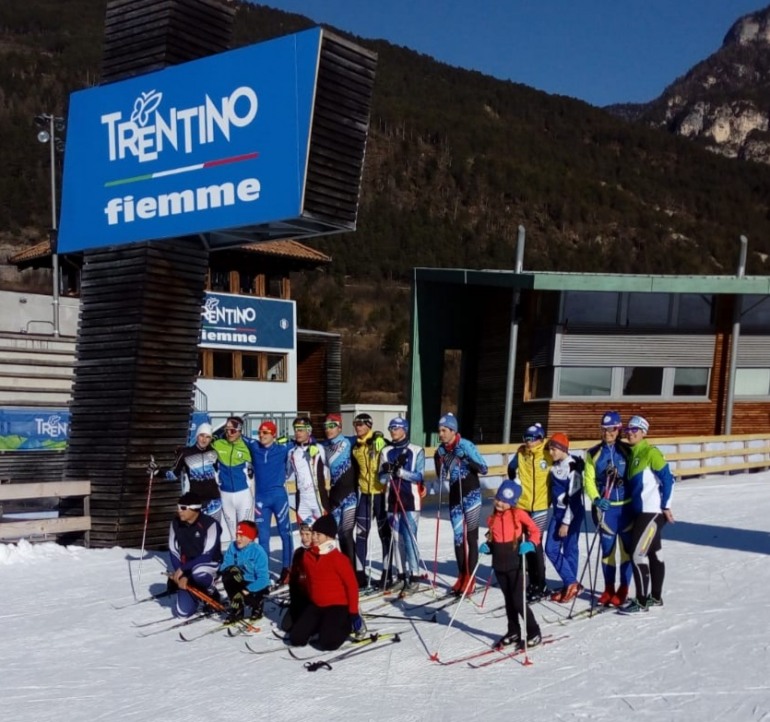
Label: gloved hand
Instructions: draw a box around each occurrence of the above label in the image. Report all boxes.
[595,497,611,511]
[380,462,393,474]
[479,542,491,555]
[519,541,536,556]
[147,458,158,476]
[164,470,177,481]
[350,613,365,635]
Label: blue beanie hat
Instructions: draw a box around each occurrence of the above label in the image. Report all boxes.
[523,423,545,440]
[495,480,522,505]
[388,417,409,432]
[438,413,459,432]
[601,411,622,428]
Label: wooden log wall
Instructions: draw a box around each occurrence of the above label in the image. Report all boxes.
[64,0,233,549]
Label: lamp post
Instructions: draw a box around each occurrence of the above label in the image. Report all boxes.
[35,113,65,337]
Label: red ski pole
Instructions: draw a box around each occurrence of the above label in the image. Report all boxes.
[136,456,156,595]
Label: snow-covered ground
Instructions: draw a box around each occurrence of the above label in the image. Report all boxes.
[2,472,769,722]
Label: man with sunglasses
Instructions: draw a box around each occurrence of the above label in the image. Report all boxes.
[168,492,223,618]
[287,416,329,526]
[321,413,357,569]
[621,415,676,614]
[351,413,391,589]
[212,416,259,544]
[507,422,552,602]
[583,411,634,607]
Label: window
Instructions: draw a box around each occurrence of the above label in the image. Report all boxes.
[623,367,663,396]
[626,293,670,327]
[676,294,713,328]
[735,369,770,396]
[673,368,710,396]
[558,367,612,396]
[199,350,287,382]
[528,366,554,400]
[741,296,770,329]
[209,270,229,292]
[562,292,619,325]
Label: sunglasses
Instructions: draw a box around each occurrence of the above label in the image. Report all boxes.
[177,504,201,511]
[225,427,239,434]
[523,435,540,442]
[353,421,368,426]
[323,422,339,429]
[626,427,643,434]
[258,430,274,435]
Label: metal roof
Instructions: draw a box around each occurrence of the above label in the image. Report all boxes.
[414,268,770,294]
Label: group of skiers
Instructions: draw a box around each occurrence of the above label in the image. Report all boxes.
[161,408,675,652]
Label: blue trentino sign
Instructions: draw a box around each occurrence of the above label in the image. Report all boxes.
[58,28,323,253]
[200,292,295,351]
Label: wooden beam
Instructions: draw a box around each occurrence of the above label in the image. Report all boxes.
[0,516,92,540]
[0,481,91,501]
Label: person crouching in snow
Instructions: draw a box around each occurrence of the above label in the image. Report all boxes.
[220,520,271,623]
[289,515,365,650]
[544,433,586,603]
[480,480,542,650]
[168,492,222,618]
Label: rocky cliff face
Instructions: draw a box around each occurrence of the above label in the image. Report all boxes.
[611,6,770,164]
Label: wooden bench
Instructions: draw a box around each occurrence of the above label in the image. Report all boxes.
[0,480,91,545]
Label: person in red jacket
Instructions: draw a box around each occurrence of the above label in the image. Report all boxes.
[289,514,365,650]
[481,480,543,650]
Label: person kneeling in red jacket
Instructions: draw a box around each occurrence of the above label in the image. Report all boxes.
[289,514,365,650]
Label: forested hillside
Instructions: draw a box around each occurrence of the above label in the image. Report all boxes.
[2,0,770,401]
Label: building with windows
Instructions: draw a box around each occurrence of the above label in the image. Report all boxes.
[409,269,770,446]
[5,238,340,435]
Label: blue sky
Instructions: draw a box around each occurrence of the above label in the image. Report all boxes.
[258,1,768,106]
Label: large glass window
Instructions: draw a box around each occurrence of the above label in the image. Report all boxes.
[676,294,713,328]
[626,293,670,327]
[735,369,770,396]
[673,367,710,396]
[741,296,770,329]
[558,367,612,396]
[623,367,664,396]
[562,292,619,325]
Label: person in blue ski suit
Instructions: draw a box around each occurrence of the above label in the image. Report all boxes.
[543,433,585,603]
[321,413,357,569]
[220,520,271,621]
[434,412,488,595]
[251,420,292,585]
[378,416,426,596]
[582,410,634,607]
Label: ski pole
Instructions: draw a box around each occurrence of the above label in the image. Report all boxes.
[428,558,481,662]
[521,555,533,666]
[136,455,156,596]
[432,462,445,587]
[566,522,601,619]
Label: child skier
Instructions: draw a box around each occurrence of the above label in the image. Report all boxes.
[481,480,542,649]
[220,520,271,622]
[544,433,586,603]
[281,521,314,632]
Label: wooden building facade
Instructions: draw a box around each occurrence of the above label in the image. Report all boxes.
[409,269,770,446]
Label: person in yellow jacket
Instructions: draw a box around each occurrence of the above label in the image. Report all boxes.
[351,413,390,589]
[506,422,553,601]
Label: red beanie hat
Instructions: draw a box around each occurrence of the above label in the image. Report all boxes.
[258,420,277,435]
[236,521,258,540]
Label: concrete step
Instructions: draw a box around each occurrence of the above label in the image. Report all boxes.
[0,388,72,405]
[0,361,75,374]
[0,348,76,365]
[0,374,73,390]
[0,333,77,356]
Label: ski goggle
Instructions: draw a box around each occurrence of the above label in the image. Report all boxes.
[323,422,339,429]
[626,426,644,434]
[293,424,312,432]
[177,504,202,511]
[523,435,541,442]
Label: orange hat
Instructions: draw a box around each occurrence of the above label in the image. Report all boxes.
[549,433,569,453]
